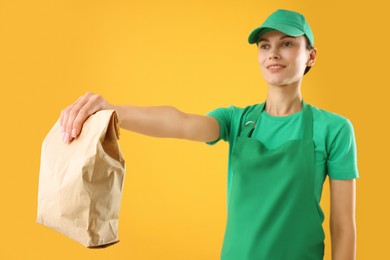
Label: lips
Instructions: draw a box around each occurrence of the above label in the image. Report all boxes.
[267,64,286,69]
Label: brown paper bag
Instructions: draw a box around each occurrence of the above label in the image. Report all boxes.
[37,110,126,247]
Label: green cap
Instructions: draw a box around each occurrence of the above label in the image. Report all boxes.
[248,9,314,46]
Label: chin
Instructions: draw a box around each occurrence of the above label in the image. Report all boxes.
[265,74,302,87]
[265,78,289,86]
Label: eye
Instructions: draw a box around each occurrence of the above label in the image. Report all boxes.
[282,42,293,47]
[259,44,269,49]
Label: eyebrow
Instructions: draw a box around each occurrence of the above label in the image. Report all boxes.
[257,35,296,44]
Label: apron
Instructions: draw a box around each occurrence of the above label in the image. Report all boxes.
[221,101,325,260]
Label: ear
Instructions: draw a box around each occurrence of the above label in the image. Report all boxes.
[307,47,317,67]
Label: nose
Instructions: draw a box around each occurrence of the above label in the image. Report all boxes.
[268,47,280,60]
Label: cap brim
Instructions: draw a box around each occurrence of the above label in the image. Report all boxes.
[248,24,305,44]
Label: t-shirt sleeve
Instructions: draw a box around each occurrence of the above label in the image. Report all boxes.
[204,105,234,145]
[327,119,359,180]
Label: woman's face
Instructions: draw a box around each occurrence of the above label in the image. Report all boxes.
[257,30,315,87]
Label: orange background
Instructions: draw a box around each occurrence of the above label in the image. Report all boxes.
[0,0,388,259]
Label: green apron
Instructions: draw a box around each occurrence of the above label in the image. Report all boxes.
[221,101,325,260]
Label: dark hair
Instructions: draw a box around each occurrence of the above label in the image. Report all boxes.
[303,36,313,75]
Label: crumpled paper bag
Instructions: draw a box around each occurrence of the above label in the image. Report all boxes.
[37,110,126,247]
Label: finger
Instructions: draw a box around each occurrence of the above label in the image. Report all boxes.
[61,105,73,142]
[64,93,92,142]
[72,97,103,138]
[60,94,83,135]
[59,109,65,134]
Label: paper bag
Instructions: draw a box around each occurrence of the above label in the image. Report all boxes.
[37,110,126,247]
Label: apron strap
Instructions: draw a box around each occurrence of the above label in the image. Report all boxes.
[239,102,265,137]
[302,103,313,140]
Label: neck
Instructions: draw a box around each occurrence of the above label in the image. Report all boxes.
[264,81,303,116]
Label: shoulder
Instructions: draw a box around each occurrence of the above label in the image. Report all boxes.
[309,104,356,152]
[310,104,352,130]
[204,103,261,145]
[207,103,261,120]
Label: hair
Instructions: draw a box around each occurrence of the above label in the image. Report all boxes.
[303,36,313,75]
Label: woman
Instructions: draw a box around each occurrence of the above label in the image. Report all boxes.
[60,9,358,260]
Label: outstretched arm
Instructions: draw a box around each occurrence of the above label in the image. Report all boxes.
[60,92,220,143]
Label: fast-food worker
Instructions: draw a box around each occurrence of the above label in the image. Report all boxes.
[59,9,359,260]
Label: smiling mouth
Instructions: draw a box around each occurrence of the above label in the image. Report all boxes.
[267,64,285,69]
[267,64,286,71]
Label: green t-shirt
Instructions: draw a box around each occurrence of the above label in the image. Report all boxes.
[205,100,359,205]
